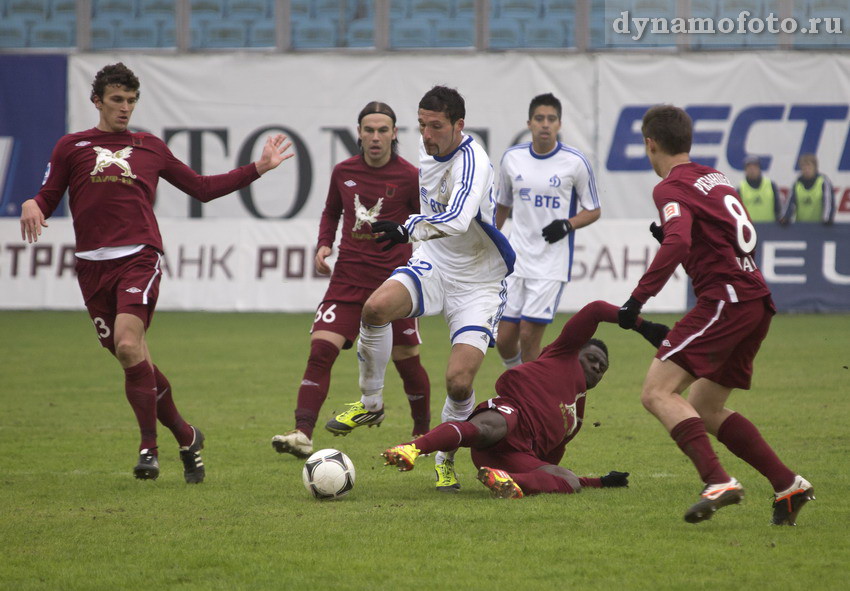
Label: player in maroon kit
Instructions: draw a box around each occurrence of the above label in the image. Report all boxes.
[19,63,293,483]
[617,105,813,525]
[382,300,668,498]
[271,102,430,459]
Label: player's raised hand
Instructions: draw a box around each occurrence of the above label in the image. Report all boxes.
[618,297,642,329]
[315,245,333,275]
[649,221,664,244]
[372,220,410,251]
[600,471,630,488]
[541,218,572,244]
[255,134,294,174]
[20,199,48,243]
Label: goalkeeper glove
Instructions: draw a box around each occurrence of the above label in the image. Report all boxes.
[600,471,630,488]
[635,320,670,349]
[618,297,642,329]
[649,221,664,244]
[541,218,573,244]
[372,220,410,251]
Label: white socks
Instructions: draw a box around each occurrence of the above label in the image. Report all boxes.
[501,352,522,369]
[358,322,391,411]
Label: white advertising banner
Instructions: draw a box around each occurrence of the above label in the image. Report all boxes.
[65,52,850,223]
[598,52,850,222]
[0,219,686,313]
[68,53,597,220]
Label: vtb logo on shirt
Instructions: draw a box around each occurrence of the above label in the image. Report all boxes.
[90,146,137,179]
[352,194,383,231]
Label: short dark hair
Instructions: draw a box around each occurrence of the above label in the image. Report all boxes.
[584,338,608,360]
[90,62,140,103]
[357,101,399,153]
[418,85,465,124]
[641,105,692,155]
[528,93,561,120]
[798,153,818,170]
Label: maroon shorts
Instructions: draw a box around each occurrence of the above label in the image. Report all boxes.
[74,247,163,351]
[468,397,550,473]
[657,295,775,390]
[312,286,422,350]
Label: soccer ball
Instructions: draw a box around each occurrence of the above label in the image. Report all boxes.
[302,449,356,500]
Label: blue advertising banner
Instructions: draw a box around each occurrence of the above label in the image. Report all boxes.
[0,55,67,218]
[685,223,850,312]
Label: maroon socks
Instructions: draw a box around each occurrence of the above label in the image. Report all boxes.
[294,339,341,439]
[671,417,730,485]
[124,360,158,453]
[393,355,431,435]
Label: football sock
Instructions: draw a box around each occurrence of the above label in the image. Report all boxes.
[441,392,475,423]
[357,322,391,406]
[500,351,522,369]
[435,394,475,465]
[152,365,193,447]
[124,360,158,453]
[670,417,730,485]
[412,421,480,455]
[716,412,796,492]
[294,338,341,439]
[511,470,575,495]
[393,355,431,435]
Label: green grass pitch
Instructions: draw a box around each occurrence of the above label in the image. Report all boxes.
[1,310,848,590]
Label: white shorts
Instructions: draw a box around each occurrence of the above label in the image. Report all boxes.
[389,255,507,354]
[501,275,565,325]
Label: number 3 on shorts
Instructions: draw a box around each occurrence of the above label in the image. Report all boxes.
[315,303,337,324]
[93,317,111,339]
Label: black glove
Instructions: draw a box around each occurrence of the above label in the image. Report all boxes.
[600,471,630,488]
[649,222,664,244]
[541,218,573,244]
[372,220,410,252]
[635,320,670,348]
[618,297,642,329]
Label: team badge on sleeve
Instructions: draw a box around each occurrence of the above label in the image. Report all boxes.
[662,202,681,222]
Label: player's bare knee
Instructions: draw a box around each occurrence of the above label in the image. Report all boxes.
[114,339,143,366]
[445,373,474,401]
[362,298,390,326]
[640,387,665,413]
[470,410,507,447]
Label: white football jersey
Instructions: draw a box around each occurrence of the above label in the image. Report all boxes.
[497,141,599,281]
[405,134,514,282]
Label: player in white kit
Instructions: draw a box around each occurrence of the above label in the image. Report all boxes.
[326,86,515,492]
[495,93,601,366]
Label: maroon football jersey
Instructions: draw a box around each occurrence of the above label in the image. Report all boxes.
[494,300,618,465]
[633,162,771,304]
[34,128,259,253]
[317,153,419,291]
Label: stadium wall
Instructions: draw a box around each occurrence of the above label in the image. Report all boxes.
[2,52,849,313]
[2,219,848,313]
[1,52,849,222]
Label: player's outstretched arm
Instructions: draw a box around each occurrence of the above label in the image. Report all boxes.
[20,199,48,243]
[314,245,333,275]
[254,134,294,175]
[633,318,670,348]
